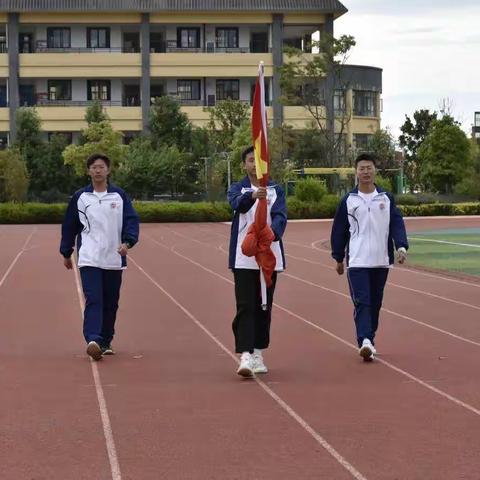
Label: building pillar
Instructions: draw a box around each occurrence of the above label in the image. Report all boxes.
[7,13,19,143]
[271,14,283,128]
[140,13,151,133]
[323,13,335,164]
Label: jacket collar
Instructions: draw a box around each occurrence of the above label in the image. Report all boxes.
[240,176,275,188]
[85,182,114,193]
[350,184,386,195]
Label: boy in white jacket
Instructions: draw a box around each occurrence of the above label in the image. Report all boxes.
[330,153,408,361]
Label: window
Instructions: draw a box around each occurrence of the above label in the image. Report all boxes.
[216,80,240,101]
[353,90,377,117]
[0,133,8,149]
[334,90,346,114]
[87,28,110,48]
[475,112,480,127]
[177,80,201,101]
[353,134,373,152]
[177,28,200,48]
[216,28,239,49]
[48,80,71,101]
[0,34,6,53]
[47,27,71,48]
[87,80,111,101]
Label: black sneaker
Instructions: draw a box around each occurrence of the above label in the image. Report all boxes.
[86,341,103,361]
[101,345,115,355]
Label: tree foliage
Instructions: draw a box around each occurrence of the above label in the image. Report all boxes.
[418,120,472,193]
[0,149,29,202]
[63,121,126,176]
[280,33,356,166]
[368,128,398,170]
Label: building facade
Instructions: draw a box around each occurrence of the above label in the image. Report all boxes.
[0,0,382,149]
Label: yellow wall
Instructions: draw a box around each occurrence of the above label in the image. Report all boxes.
[284,106,325,129]
[19,13,141,23]
[182,106,273,127]
[0,13,7,23]
[35,106,142,131]
[19,53,142,78]
[0,54,8,78]
[351,117,380,134]
[151,53,273,77]
[150,13,272,24]
[0,108,9,131]
[283,14,325,24]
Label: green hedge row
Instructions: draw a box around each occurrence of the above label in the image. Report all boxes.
[1,200,479,224]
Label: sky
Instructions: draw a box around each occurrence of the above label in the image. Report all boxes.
[335,0,480,140]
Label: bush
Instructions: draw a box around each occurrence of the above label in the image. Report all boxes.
[0,149,29,202]
[1,200,480,224]
[375,174,392,193]
[454,174,480,200]
[294,178,328,202]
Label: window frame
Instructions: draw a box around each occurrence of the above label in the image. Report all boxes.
[216,79,240,101]
[47,79,72,101]
[177,79,201,101]
[87,79,111,101]
[47,27,71,49]
[87,27,111,49]
[215,27,239,49]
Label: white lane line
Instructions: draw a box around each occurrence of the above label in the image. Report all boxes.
[285,251,480,312]
[306,238,480,289]
[72,264,122,480]
[0,228,36,289]
[409,237,480,248]
[129,254,368,480]
[147,231,480,418]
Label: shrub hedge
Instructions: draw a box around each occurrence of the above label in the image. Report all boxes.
[1,199,480,224]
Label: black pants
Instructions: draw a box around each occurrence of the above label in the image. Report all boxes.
[232,269,277,354]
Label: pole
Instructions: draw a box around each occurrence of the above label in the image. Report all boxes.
[227,153,231,189]
[200,156,209,199]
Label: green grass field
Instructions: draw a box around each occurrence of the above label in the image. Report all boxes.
[407,228,480,277]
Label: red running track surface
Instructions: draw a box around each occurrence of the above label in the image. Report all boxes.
[1,218,479,480]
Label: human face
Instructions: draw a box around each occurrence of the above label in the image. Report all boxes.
[356,160,376,187]
[88,158,109,184]
[243,151,258,182]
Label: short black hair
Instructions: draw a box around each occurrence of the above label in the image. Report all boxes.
[355,153,377,167]
[86,153,110,169]
[241,145,254,162]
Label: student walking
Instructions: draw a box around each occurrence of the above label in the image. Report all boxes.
[60,153,139,360]
[227,146,287,377]
[331,153,408,361]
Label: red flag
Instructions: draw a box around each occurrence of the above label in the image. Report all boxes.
[241,62,276,288]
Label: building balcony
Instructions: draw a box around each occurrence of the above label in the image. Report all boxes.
[151,52,273,77]
[35,106,142,131]
[0,54,7,78]
[19,53,141,77]
[0,107,9,131]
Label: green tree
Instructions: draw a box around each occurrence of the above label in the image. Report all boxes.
[149,96,192,149]
[115,137,165,199]
[399,109,437,191]
[454,139,480,199]
[206,99,250,153]
[369,128,397,170]
[280,34,356,166]
[63,120,126,176]
[417,120,471,193]
[290,125,330,168]
[0,149,29,202]
[85,100,109,125]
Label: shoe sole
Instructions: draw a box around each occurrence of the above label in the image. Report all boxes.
[253,367,268,374]
[359,345,374,362]
[237,367,255,378]
[102,350,115,356]
[86,342,103,361]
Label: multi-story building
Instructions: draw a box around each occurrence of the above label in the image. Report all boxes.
[0,0,382,150]
[473,112,480,144]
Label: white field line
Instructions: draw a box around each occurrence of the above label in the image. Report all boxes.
[72,264,122,480]
[145,230,480,419]
[409,237,480,248]
[129,254,368,480]
[0,229,36,289]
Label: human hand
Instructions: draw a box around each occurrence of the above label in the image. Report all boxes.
[336,262,344,275]
[397,247,407,264]
[252,187,267,200]
[63,257,73,270]
[118,243,129,257]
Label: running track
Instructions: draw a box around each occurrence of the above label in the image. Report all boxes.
[1,217,479,480]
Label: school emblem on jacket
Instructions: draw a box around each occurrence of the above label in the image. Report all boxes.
[379,203,385,210]
[110,202,118,209]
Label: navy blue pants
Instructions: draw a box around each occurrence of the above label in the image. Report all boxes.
[79,267,123,347]
[347,268,389,347]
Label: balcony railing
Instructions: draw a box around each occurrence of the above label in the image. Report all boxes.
[0,41,7,53]
[33,41,138,53]
[36,99,124,107]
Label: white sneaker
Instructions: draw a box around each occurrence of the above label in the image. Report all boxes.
[359,339,376,362]
[86,341,103,361]
[252,349,268,374]
[237,352,254,377]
